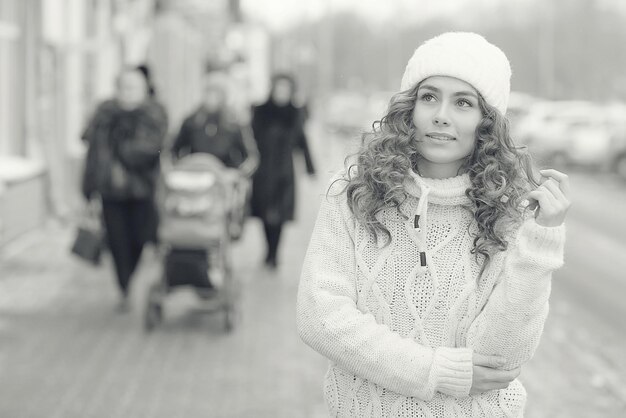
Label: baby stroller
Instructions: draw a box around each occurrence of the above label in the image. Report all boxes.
[144,153,247,332]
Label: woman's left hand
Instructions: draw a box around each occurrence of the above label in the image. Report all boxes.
[527,169,571,227]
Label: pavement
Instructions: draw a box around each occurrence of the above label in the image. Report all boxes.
[0,192,329,418]
[1,123,625,418]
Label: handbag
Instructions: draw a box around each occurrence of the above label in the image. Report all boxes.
[70,201,105,265]
[110,159,129,193]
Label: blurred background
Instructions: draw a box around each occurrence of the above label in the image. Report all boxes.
[0,0,625,417]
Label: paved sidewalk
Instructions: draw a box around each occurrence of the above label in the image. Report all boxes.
[0,198,336,418]
[0,212,330,418]
[0,162,336,418]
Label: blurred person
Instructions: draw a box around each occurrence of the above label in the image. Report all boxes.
[136,63,168,134]
[136,63,157,98]
[297,32,570,417]
[251,73,316,269]
[171,69,258,177]
[81,67,168,312]
[295,96,316,175]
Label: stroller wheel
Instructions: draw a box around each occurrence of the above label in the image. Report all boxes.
[224,306,235,332]
[144,280,164,332]
[144,302,163,332]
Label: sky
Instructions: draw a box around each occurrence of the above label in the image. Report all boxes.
[241,0,626,31]
[240,0,518,30]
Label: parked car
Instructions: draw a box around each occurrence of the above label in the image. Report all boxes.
[512,100,626,170]
[604,102,626,179]
[561,118,616,167]
[507,91,539,135]
[613,148,626,179]
[323,90,393,137]
[324,91,371,136]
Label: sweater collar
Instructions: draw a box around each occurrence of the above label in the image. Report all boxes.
[404,170,472,206]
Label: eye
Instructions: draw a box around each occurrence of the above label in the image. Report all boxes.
[457,98,473,108]
[419,93,436,102]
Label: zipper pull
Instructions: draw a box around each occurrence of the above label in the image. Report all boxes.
[414,215,426,266]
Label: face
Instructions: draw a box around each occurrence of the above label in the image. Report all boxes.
[116,70,148,110]
[203,73,227,111]
[272,78,292,106]
[412,76,483,178]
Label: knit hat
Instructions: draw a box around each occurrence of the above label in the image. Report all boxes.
[400,32,511,114]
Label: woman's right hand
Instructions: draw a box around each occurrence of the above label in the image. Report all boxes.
[527,169,571,227]
[470,353,521,395]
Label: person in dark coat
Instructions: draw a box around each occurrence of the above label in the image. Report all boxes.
[82,67,168,311]
[251,73,316,268]
[295,99,316,175]
[171,70,258,176]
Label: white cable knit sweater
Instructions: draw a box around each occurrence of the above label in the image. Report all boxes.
[297,171,565,418]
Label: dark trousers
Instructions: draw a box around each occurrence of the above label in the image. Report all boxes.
[101,198,156,295]
[263,222,283,263]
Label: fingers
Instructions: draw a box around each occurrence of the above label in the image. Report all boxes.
[471,375,516,393]
[473,364,521,382]
[479,366,521,383]
[526,198,538,211]
[527,189,557,214]
[539,169,570,196]
[469,376,514,393]
[540,178,567,203]
[470,365,521,394]
[472,352,522,395]
[528,171,572,227]
[530,183,561,210]
[473,353,506,368]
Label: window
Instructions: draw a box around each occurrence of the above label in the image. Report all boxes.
[0,0,23,155]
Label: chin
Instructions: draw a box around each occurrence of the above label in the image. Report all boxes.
[418,151,465,165]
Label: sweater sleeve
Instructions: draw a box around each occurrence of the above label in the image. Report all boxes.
[466,218,566,369]
[297,178,473,400]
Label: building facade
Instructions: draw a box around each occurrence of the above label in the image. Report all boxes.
[0,0,259,246]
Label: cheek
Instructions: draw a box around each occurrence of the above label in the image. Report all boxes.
[458,129,478,158]
[458,114,480,137]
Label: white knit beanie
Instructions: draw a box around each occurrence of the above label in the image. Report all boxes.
[400,32,512,114]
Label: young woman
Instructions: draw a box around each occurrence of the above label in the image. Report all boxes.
[82,68,168,311]
[297,32,569,417]
[251,74,316,268]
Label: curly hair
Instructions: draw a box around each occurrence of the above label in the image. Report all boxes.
[341,83,538,267]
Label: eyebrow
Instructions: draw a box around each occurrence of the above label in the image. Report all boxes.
[419,84,478,99]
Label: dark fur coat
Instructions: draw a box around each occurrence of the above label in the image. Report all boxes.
[250,100,315,224]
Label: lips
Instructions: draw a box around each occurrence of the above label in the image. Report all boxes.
[426,132,456,141]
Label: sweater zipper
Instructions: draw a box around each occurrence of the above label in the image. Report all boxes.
[414,215,427,267]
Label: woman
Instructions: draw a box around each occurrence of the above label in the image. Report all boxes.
[251,74,316,268]
[297,32,570,417]
[82,67,168,311]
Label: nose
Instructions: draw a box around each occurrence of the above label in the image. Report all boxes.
[433,105,450,127]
